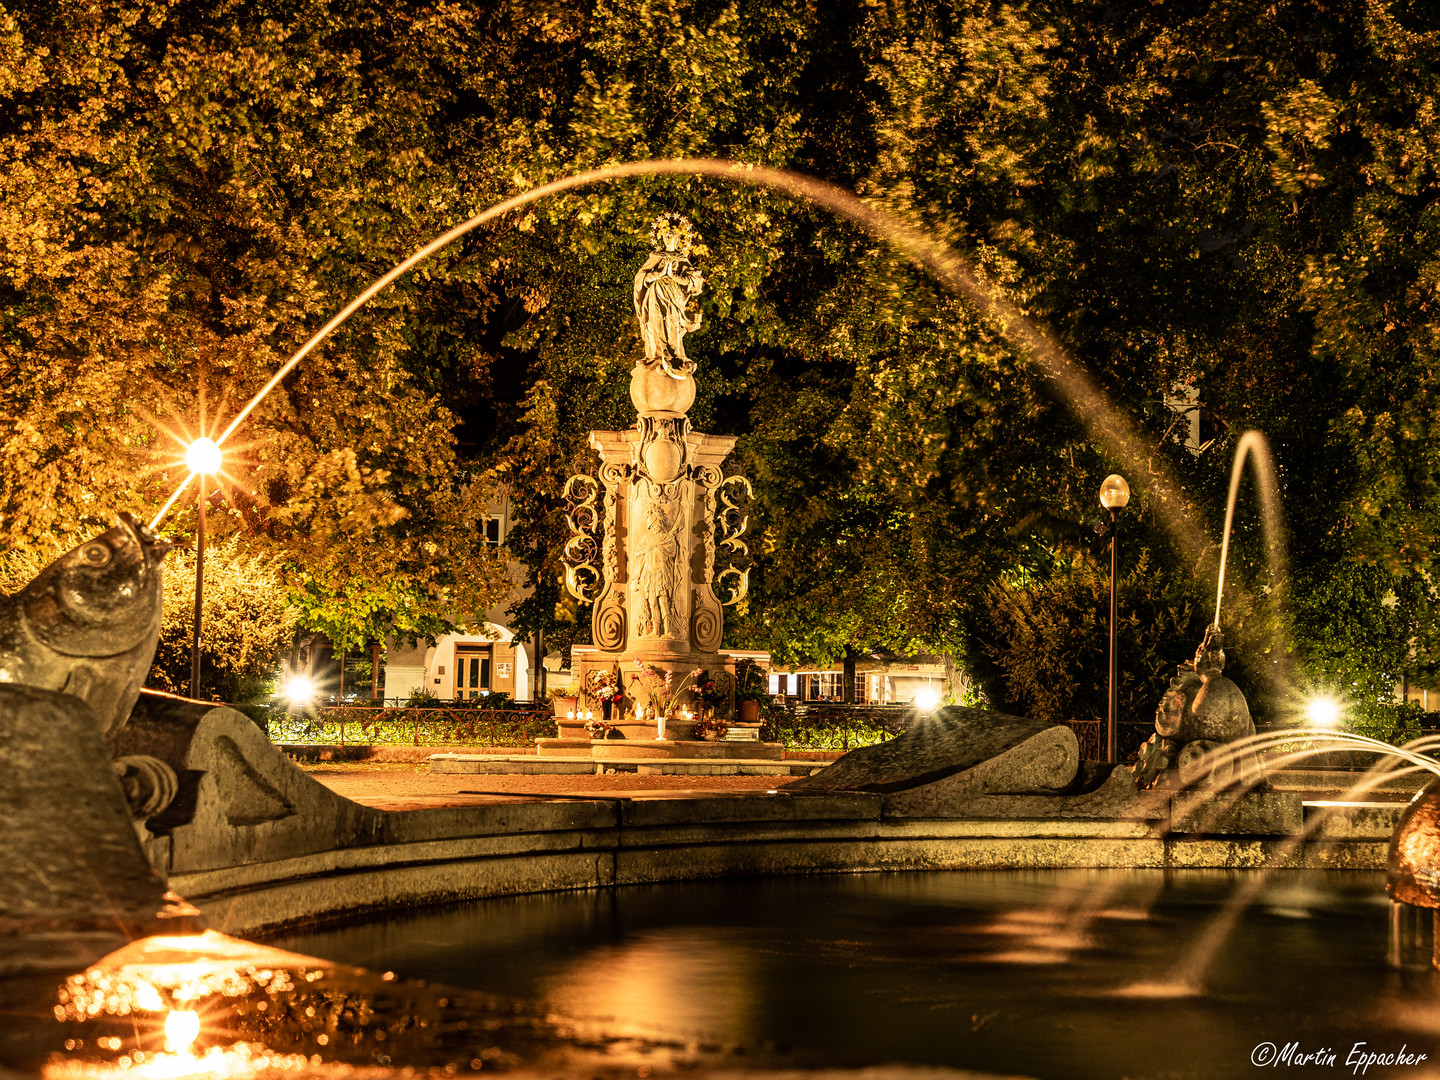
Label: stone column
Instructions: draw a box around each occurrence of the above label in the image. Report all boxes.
[584,366,734,699]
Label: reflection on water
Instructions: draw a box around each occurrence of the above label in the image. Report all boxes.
[271,869,1440,1080]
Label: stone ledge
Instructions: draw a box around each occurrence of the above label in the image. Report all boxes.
[117,704,1399,940]
[170,797,1391,937]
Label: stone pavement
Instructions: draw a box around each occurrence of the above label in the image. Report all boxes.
[301,760,800,810]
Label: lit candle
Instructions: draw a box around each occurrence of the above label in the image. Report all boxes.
[567,710,574,720]
[165,1009,200,1054]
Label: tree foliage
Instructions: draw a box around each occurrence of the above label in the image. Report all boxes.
[5,0,1440,718]
[0,0,510,650]
[0,536,295,701]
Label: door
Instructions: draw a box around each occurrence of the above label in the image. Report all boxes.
[454,646,492,700]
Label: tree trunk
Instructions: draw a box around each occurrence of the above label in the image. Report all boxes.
[843,648,857,704]
[370,640,381,701]
[943,652,967,705]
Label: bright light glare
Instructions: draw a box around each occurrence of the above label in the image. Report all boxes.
[185,437,222,475]
[283,674,317,707]
[915,686,941,711]
[1305,695,1342,728]
[164,1009,200,1053]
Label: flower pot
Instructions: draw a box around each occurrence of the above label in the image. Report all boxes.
[737,699,760,723]
[553,696,578,718]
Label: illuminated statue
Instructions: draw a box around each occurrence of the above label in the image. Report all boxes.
[633,213,704,379]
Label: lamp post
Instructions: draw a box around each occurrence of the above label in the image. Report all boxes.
[185,437,222,699]
[1099,473,1130,763]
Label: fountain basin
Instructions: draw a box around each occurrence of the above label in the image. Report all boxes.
[266,869,1434,1080]
[156,787,1397,940]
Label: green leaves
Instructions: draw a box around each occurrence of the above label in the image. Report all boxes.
[6,0,1440,718]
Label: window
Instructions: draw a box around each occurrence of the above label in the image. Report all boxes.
[481,515,504,545]
[807,672,844,700]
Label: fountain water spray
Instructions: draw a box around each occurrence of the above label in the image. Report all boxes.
[1213,430,1287,629]
[143,158,1211,572]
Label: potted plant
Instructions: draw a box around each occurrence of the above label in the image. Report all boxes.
[736,688,766,723]
[734,659,768,723]
[548,684,579,719]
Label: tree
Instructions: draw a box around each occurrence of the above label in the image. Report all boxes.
[0,535,295,702]
[9,0,1440,727]
[0,0,513,651]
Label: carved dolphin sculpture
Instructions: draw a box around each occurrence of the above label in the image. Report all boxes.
[0,512,170,738]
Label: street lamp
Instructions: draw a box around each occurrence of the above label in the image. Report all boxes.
[1099,473,1130,763]
[186,437,222,699]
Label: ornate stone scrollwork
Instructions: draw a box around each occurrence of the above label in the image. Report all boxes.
[594,596,627,652]
[691,589,723,652]
[561,473,603,602]
[715,474,753,607]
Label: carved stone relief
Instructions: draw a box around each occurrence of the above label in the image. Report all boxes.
[629,480,686,641]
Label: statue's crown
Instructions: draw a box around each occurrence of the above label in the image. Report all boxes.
[649,213,697,255]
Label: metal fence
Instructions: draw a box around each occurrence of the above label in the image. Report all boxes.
[766,703,916,751]
[1064,719,1158,762]
[269,705,554,747]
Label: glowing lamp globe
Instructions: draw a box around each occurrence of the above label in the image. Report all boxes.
[914,686,941,712]
[283,673,317,708]
[185,437,222,476]
[1099,473,1130,510]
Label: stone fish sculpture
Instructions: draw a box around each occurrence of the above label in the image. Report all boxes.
[1131,623,1256,789]
[0,512,169,738]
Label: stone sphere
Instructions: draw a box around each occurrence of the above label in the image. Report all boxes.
[631,363,695,416]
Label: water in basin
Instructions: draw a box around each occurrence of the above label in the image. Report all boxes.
[269,868,1440,1079]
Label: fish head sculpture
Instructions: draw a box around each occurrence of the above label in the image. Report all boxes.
[0,513,172,737]
[23,513,169,658]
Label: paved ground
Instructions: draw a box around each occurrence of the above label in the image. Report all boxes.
[301,760,800,808]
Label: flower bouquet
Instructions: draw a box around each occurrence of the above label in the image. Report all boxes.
[694,670,729,716]
[629,661,702,719]
[584,665,625,721]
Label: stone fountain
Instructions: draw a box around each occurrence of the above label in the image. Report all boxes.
[549,214,772,758]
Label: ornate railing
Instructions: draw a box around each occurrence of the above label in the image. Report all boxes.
[766,703,915,751]
[269,705,553,747]
[1065,719,1158,762]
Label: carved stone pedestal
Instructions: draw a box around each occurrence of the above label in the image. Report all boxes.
[560,218,765,748]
